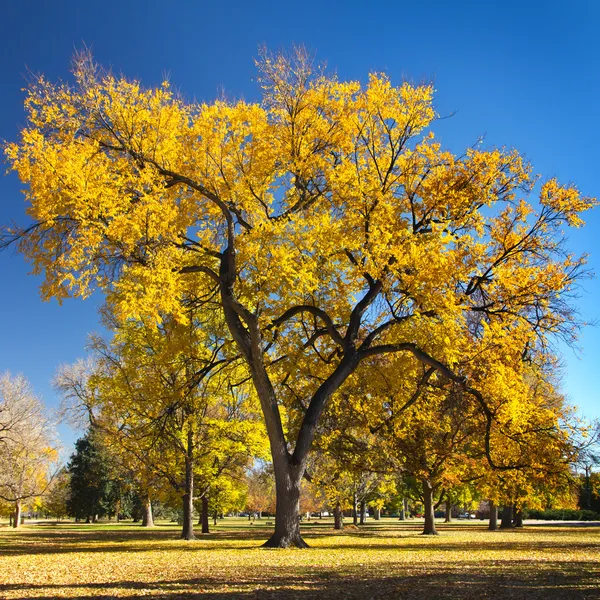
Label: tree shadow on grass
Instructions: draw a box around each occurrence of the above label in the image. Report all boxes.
[0,527,277,556]
[3,524,600,557]
[1,560,598,600]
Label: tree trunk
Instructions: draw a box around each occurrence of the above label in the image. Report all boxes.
[353,493,358,526]
[488,501,498,531]
[399,497,406,521]
[445,501,452,523]
[142,497,154,527]
[422,479,438,535]
[500,505,513,529]
[213,510,218,526]
[513,508,523,528]
[374,507,381,521]
[359,499,366,525]
[181,438,195,540]
[262,468,306,548]
[13,500,21,529]
[220,236,361,550]
[333,502,344,530]
[201,495,210,534]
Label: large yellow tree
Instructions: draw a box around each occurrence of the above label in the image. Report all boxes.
[3,49,595,546]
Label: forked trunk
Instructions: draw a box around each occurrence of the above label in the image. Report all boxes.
[13,500,21,529]
[142,497,154,527]
[262,468,306,548]
[334,502,344,530]
[488,501,498,531]
[422,479,438,535]
[500,505,513,529]
[201,495,210,534]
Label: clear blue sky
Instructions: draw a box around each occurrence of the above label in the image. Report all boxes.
[1,0,598,454]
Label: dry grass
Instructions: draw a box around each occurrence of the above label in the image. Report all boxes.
[0,518,599,599]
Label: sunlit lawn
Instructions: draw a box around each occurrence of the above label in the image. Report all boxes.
[0,518,598,598]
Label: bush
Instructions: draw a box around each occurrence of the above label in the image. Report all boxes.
[525,508,600,521]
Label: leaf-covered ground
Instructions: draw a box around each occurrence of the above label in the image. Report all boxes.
[0,519,598,599]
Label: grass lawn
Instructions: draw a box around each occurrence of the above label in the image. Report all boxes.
[0,518,598,599]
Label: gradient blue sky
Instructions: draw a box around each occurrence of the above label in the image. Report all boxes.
[1,0,598,454]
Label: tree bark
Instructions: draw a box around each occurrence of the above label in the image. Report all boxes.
[142,497,154,527]
[422,479,438,535]
[181,435,195,540]
[333,502,344,530]
[500,505,513,529]
[353,493,358,526]
[513,508,523,528]
[262,467,306,548]
[201,495,210,534]
[488,501,498,531]
[375,507,381,521]
[359,499,366,525]
[399,497,406,521]
[213,510,218,526]
[13,499,21,529]
[445,501,452,523]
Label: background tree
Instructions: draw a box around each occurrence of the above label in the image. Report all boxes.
[40,468,71,521]
[67,430,117,522]
[0,373,59,527]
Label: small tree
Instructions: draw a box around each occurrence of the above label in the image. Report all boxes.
[0,373,59,527]
[67,430,116,522]
[40,468,70,521]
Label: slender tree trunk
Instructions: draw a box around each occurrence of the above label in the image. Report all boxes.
[422,479,438,535]
[500,505,513,529]
[488,501,498,531]
[13,500,21,529]
[333,502,344,530]
[213,510,218,526]
[445,502,452,523]
[359,499,366,525]
[181,434,195,540]
[375,507,381,521]
[142,497,154,527]
[399,497,406,521]
[513,508,523,528]
[353,493,358,526]
[201,495,210,534]
[262,467,306,548]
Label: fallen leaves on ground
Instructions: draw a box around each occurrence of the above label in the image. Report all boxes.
[0,519,598,599]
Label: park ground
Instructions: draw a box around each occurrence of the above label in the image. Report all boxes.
[0,518,599,599]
